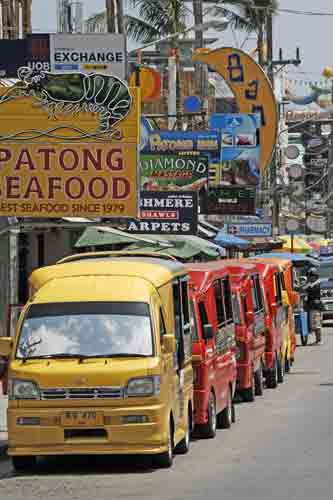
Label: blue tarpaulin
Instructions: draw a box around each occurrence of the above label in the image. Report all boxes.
[214,232,250,248]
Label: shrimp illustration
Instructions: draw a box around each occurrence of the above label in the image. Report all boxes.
[0,67,132,135]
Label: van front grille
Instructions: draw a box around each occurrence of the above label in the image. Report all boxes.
[41,387,124,400]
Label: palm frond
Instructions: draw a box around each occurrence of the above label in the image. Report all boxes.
[125,15,160,42]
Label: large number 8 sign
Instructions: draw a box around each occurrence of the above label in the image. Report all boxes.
[192,47,278,172]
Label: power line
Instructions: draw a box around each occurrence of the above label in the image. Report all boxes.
[278,8,333,17]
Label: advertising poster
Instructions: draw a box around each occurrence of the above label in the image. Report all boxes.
[206,187,256,215]
[207,114,260,215]
[140,153,208,208]
[0,70,140,218]
[126,191,198,234]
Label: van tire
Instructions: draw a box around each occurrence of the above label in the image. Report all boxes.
[266,356,278,389]
[254,364,264,396]
[277,353,284,383]
[154,419,173,468]
[217,387,232,429]
[241,370,255,402]
[175,405,191,454]
[12,456,36,473]
[301,333,308,346]
[199,392,216,438]
[285,356,291,373]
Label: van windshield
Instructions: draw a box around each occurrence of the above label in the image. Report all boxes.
[16,302,153,360]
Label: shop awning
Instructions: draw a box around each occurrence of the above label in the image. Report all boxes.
[214,232,250,248]
[126,234,225,260]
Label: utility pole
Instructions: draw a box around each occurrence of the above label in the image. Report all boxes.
[193,0,207,116]
[327,124,333,238]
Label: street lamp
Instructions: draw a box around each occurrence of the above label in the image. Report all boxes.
[128,18,229,129]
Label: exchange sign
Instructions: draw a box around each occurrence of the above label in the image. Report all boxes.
[206,187,256,215]
[0,69,140,218]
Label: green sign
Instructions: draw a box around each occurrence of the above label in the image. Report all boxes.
[140,154,208,192]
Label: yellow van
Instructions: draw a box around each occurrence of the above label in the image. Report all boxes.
[0,253,193,471]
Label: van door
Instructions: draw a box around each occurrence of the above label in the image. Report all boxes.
[213,277,235,412]
[250,274,266,366]
[172,278,192,429]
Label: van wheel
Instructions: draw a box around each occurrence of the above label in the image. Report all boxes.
[175,406,191,454]
[301,333,308,346]
[199,392,216,438]
[217,387,232,429]
[254,364,264,396]
[154,420,173,468]
[277,353,284,383]
[266,355,278,389]
[12,456,36,473]
[285,356,291,373]
[241,370,255,402]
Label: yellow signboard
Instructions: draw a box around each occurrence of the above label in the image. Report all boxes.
[0,70,140,217]
[193,47,278,172]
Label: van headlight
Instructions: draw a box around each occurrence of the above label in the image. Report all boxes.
[8,379,41,400]
[126,376,160,397]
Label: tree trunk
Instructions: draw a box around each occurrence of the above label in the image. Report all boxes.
[115,0,124,34]
[106,0,116,32]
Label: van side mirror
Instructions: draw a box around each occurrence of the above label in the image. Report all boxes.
[0,338,13,357]
[163,335,177,354]
[203,324,214,340]
[246,311,254,325]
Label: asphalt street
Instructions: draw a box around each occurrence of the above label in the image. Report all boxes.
[0,330,332,500]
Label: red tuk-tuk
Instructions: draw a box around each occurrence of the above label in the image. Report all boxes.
[249,260,287,388]
[187,262,237,438]
[224,260,266,402]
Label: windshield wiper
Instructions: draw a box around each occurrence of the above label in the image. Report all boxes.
[20,353,92,362]
[86,353,150,358]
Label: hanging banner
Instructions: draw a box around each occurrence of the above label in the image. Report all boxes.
[0,69,140,218]
[126,191,198,234]
[192,47,278,172]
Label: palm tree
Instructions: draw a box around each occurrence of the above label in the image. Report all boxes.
[207,1,279,66]
[125,0,191,125]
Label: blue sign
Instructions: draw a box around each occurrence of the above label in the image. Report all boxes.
[227,223,272,237]
[183,95,201,113]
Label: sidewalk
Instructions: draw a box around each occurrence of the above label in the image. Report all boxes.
[0,396,7,460]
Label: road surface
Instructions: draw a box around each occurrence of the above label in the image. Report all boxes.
[0,330,332,500]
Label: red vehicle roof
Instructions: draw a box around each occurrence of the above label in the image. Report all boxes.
[186,260,258,293]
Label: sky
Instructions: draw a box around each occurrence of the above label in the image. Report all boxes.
[32,0,332,81]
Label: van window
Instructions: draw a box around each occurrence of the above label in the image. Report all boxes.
[222,278,233,321]
[173,283,182,340]
[198,302,209,330]
[160,308,166,340]
[252,275,263,311]
[280,272,286,290]
[274,273,283,304]
[232,294,242,325]
[190,300,199,341]
[181,280,190,329]
[242,294,248,316]
[213,280,226,325]
[16,302,154,359]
